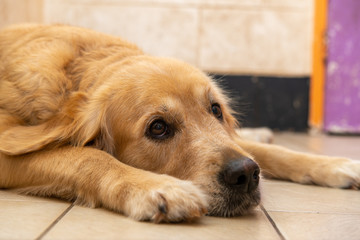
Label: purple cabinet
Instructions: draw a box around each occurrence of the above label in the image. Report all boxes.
[325,0,360,133]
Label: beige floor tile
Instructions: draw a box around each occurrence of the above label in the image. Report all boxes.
[273,132,313,153]
[0,189,51,202]
[261,179,360,214]
[43,206,280,240]
[268,211,360,240]
[305,134,360,160]
[274,132,360,160]
[0,199,71,240]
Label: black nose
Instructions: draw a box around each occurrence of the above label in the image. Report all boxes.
[222,157,260,193]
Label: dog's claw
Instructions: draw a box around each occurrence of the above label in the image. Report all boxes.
[158,203,168,214]
[350,182,359,190]
[152,194,169,223]
[158,194,168,214]
[152,211,166,223]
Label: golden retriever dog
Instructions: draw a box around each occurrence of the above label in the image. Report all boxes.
[0,24,359,223]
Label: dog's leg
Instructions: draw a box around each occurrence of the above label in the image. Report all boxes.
[0,147,207,222]
[235,138,360,189]
[236,128,274,143]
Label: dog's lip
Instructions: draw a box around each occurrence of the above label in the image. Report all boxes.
[207,194,261,217]
[201,181,261,217]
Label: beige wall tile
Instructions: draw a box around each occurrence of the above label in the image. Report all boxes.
[199,8,313,75]
[44,1,199,65]
[0,0,43,29]
[199,0,312,9]
[56,0,312,9]
[42,0,313,75]
[5,0,314,75]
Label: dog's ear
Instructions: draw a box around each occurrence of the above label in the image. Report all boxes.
[0,93,84,155]
[0,92,115,156]
[0,123,64,155]
[71,104,115,156]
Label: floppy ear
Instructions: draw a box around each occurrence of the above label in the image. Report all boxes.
[0,123,64,155]
[68,89,115,155]
[71,104,115,156]
[0,92,115,156]
[0,93,84,155]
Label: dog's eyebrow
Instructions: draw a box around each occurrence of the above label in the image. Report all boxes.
[207,88,217,105]
[159,104,180,118]
[157,101,184,124]
[208,92,215,104]
[160,105,168,112]
[160,97,184,112]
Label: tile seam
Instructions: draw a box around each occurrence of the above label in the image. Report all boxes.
[35,203,75,240]
[266,210,360,215]
[260,204,286,240]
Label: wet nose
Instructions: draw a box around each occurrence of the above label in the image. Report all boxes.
[223,157,260,193]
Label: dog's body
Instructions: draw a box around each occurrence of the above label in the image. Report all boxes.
[0,24,359,222]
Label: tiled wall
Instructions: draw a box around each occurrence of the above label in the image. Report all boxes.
[0,0,43,29]
[1,0,314,76]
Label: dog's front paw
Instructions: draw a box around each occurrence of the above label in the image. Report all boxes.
[308,159,360,189]
[123,175,208,223]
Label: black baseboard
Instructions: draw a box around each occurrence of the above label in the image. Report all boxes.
[212,75,310,131]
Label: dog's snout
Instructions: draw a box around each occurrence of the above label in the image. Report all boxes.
[223,157,260,192]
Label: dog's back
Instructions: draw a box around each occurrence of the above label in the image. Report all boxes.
[0,24,141,126]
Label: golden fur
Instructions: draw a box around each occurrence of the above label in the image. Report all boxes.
[0,24,359,222]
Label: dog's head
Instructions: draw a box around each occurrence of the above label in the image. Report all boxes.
[0,55,260,217]
[83,56,261,216]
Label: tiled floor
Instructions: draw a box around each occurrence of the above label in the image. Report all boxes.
[1,132,359,240]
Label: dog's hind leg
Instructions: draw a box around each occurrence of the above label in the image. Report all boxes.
[0,146,207,222]
[235,138,360,189]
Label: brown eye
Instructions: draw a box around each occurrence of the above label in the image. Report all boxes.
[211,104,223,120]
[148,120,169,139]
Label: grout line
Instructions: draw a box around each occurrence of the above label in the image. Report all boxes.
[195,7,202,68]
[35,203,75,240]
[260,204,286,240]
[264,209,360,216]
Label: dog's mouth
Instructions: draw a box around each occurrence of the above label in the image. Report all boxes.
[206,185,261,217]
[201,157,261,217]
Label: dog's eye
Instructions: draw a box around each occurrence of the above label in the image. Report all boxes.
[148,120,169,139]
[211,104,223,120]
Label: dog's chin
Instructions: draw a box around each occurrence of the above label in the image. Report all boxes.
[206,188,261,217]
